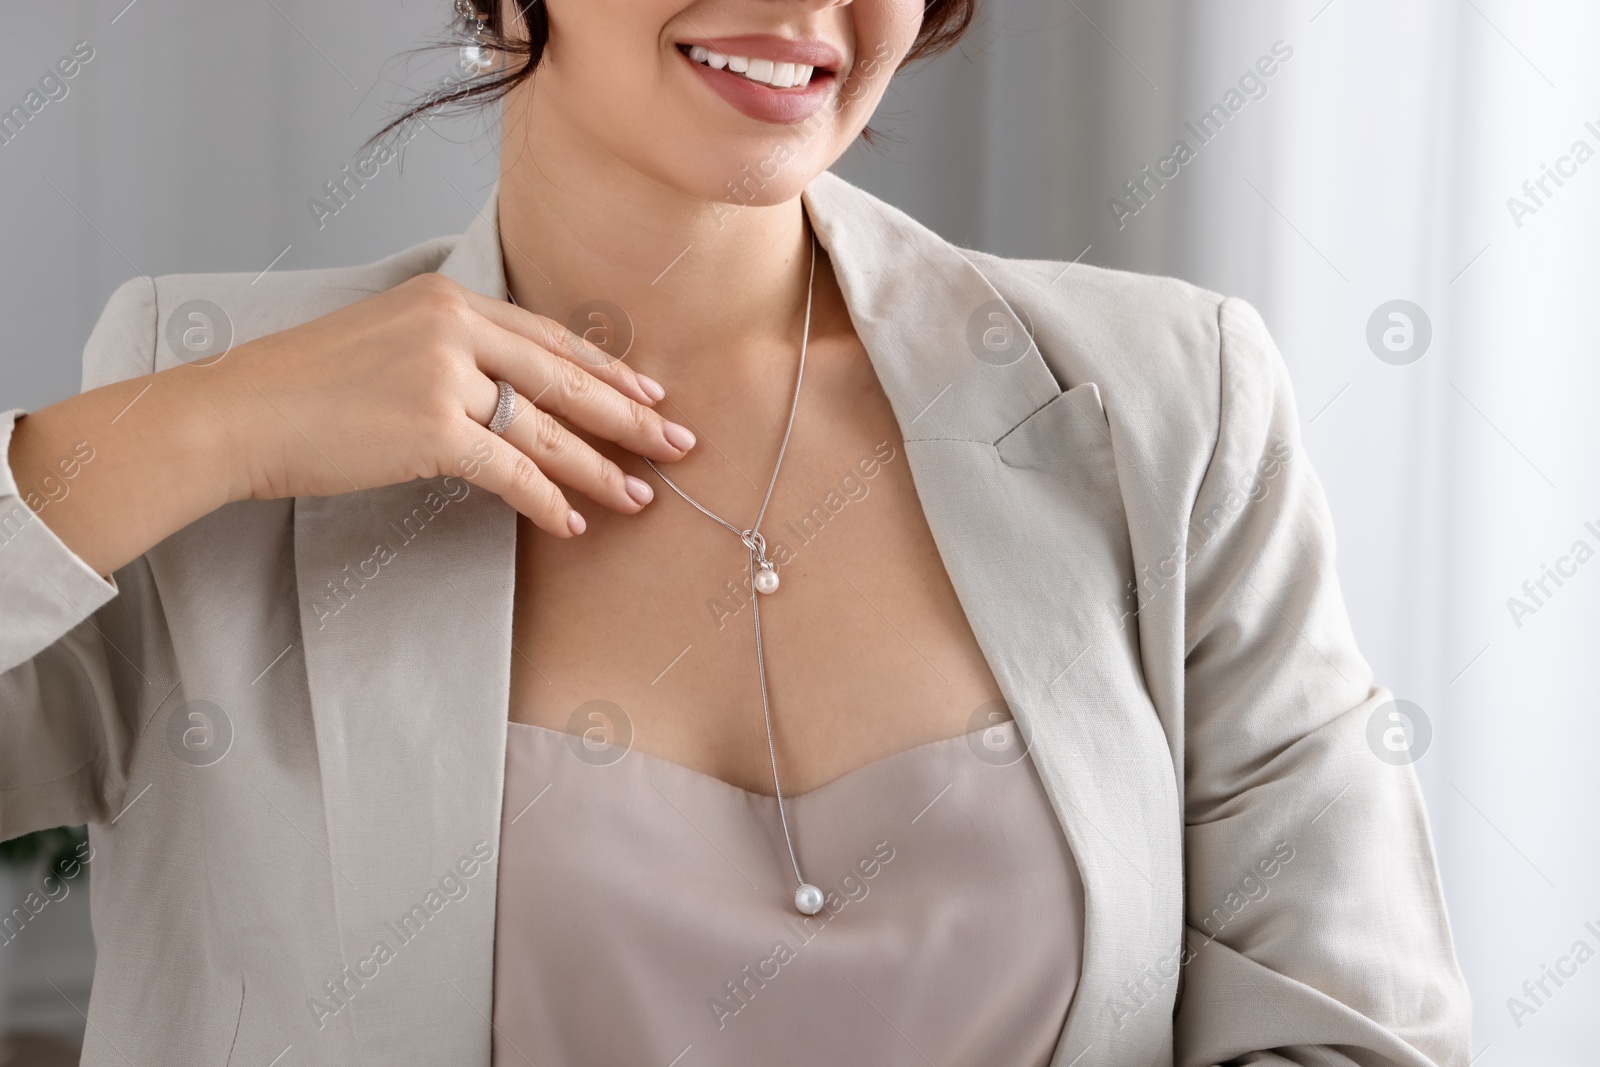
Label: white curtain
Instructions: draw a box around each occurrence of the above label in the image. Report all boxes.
[3,0,1596,1060]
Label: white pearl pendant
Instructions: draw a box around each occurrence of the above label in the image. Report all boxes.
[794,883,825,915]
[754,563,780,595]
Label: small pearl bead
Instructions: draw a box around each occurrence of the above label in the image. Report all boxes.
[754,566,780,595]
[794,883,825,915]
[462,44,496,72]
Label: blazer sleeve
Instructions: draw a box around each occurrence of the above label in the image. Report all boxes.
[0,277,165,841]
[1171,297,1472,1067]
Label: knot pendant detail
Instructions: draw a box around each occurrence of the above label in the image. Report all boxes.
[742,529,780,594]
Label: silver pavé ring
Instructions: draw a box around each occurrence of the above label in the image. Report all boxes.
[487,379,518,436]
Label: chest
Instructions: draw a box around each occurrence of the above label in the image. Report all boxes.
[507,334,1006,795]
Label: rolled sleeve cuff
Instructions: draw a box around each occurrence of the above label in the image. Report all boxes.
[0,407,119,671]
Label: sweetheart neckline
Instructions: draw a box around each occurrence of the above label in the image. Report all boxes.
[505,718,1021,801]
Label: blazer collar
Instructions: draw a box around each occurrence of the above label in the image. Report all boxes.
[294,171,1178,1066]
[433,173,1066,445]
[435,182,508,300]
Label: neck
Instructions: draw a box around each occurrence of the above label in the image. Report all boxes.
[495,96,818,386]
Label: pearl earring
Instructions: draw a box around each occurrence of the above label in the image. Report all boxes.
[455,0,497,73]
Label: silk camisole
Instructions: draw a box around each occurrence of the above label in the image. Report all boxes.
[490,717,1085,1066]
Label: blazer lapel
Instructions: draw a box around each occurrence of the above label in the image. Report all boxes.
[805,171,1184,1066]
[293,191,515,1061]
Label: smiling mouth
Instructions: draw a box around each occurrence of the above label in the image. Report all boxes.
[676,44,828,90]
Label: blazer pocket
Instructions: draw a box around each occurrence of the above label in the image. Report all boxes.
[994,381,1116,480]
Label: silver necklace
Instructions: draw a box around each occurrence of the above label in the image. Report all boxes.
[643,234,823,916]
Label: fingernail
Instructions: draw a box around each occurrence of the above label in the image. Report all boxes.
[636,374,666,402]
[624,474,654,505]
[663,421,696,452]
[567,509,586,535]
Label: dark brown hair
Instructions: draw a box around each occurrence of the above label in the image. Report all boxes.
[371,0,978,145]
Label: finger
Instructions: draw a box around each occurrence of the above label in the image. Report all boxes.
[454,286,665,407]
[473,324,696,464]
[479,382,654,516]
[452,423,587,538]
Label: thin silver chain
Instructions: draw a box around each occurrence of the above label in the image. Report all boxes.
[643,234,818,892]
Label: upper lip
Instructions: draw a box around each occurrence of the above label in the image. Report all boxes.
[676,35,845,72]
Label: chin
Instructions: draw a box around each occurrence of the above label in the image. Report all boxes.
[675,146,831,216]
[564,97,854,218]
[520,0,897,213]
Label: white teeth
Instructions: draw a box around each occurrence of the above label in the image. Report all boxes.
[685,46,817,88]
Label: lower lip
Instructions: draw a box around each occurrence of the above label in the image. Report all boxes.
[678,48,836,125]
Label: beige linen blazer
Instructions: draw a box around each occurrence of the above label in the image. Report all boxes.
[0,171,1470,1066]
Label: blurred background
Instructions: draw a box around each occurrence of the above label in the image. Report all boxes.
[1,0,1595,1063]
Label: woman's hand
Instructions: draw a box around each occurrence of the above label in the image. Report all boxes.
[5,274,695,578]
[212,273,693,537]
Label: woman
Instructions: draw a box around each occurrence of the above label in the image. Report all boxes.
[0,1,1470,1065]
